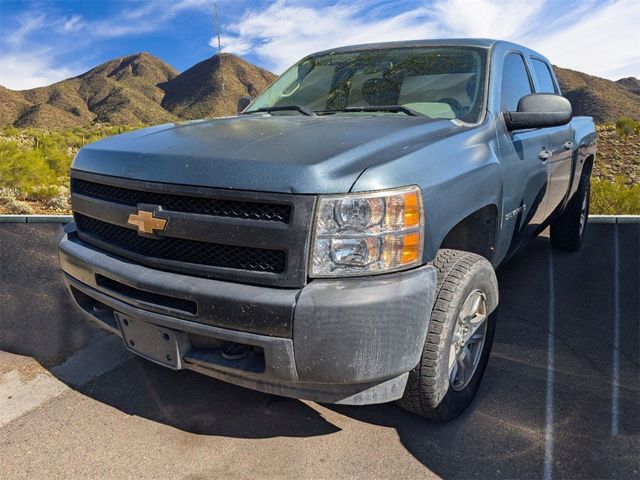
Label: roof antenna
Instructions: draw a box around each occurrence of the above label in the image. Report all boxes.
[214,1,226,115]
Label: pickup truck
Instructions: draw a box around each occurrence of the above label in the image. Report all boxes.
[58,39,596,420]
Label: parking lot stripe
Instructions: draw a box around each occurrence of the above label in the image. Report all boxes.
[0,336,132,427]
[611,223,620,436]
[0,364,68,427]
[543,250,555,480]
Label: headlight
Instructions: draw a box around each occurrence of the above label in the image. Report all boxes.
[310,186,424,277]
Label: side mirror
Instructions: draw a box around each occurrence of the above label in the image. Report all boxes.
[503,93,572,131]
[237,96,253,115]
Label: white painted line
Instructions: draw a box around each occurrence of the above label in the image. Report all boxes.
[543,250,555,480]
[0,336,132,427]
[611,223,620,436]
[0,367,68,427]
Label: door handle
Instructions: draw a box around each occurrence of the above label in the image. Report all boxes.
[563,141,574,150]
[539,149,553,161]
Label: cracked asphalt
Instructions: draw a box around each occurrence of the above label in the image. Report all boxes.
[0,221,638,479]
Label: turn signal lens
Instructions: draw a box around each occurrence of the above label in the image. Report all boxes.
[403,192,420,227]
[311,186,424,277]
[400,232,420,264]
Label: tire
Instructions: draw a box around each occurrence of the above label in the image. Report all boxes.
[397,249,499,421]
[550,170,591,251]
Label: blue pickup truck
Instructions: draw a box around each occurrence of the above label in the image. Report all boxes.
[59,39,596,420]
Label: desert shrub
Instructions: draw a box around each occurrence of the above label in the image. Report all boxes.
[0,141,58,192]
[615,117,640,137]
[25,184,67,201]
[46,194,71,211]
[0,198,34,214]
[591,177,640,215]
[0,187,18,200]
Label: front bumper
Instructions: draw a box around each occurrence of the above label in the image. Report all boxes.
[59,225,437,405]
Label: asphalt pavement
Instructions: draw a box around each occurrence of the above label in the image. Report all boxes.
[0,222,638,479]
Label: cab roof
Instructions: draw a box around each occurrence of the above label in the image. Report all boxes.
[311,38,548,61]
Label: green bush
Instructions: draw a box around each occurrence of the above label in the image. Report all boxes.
[0,125,138,203]
[0,141,58,193]
[615,117,640,137]
[591,177,640,215]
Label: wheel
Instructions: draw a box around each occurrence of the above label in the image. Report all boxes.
[397,249,499,421]
[550,170,590,251]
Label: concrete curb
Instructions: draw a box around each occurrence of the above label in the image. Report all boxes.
[588,215,640,224]
[3,214,639,224]
[0,215,73,223]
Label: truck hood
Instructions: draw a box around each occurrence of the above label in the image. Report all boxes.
[73,115,464,194]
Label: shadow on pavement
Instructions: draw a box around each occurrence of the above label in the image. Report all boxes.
[1,222,639,476]
[77,357,341,439]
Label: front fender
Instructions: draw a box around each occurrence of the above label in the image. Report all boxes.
[351,122,502,263]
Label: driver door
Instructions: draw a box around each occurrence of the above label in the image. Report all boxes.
[497,52,549,256]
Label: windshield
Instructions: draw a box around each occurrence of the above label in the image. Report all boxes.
[249,47,488,123]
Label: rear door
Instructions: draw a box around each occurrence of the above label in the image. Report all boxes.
[530,58,573,218]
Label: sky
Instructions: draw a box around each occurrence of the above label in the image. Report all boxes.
[0,0,638,90]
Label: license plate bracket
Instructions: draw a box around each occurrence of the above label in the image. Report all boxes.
[115,313,188,369]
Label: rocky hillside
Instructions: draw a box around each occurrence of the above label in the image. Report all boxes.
[160,53,276,119]
[616,77,640,96]
[0,53,275,128]
[594,125,640,186]
[555,67,640,123]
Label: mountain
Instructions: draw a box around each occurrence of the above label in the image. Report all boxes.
[0,52,637,129]
[554,67,640,123]
[616,77,640,96]
[0,53,275,129]
[1,53,180,128]
[160,53,276,119]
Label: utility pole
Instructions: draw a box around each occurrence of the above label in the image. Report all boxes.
[214,1,227,115]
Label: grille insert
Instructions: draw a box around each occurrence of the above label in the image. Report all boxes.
[75,214,285,274]
[71,178,291,223]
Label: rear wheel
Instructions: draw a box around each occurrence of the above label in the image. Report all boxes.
[398,249,498,421]
[550,170,590,251]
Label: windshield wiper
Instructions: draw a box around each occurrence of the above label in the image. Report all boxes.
[243,105,317,116]
[319,106,427,117]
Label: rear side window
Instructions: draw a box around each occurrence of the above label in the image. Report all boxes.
[531,59,558,93]
[500,53,533,112]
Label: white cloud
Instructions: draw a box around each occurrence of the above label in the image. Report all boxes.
[429,0,546,39]
[0,52,73,90]
[63,15,83,33]
[5,13,46,48]
[217,0,639,80]
[219,1,436,72]
[92,0,215,39]
[527,0,640,79]
[213,34,254,55]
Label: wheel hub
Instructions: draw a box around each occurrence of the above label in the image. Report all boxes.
[448,289,488,391]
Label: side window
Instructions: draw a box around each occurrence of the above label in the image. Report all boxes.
[500,53,533,112]
[531,59,558,93]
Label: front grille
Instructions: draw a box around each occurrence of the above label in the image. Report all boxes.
[75,214,286,273]
[71,178,291,223]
